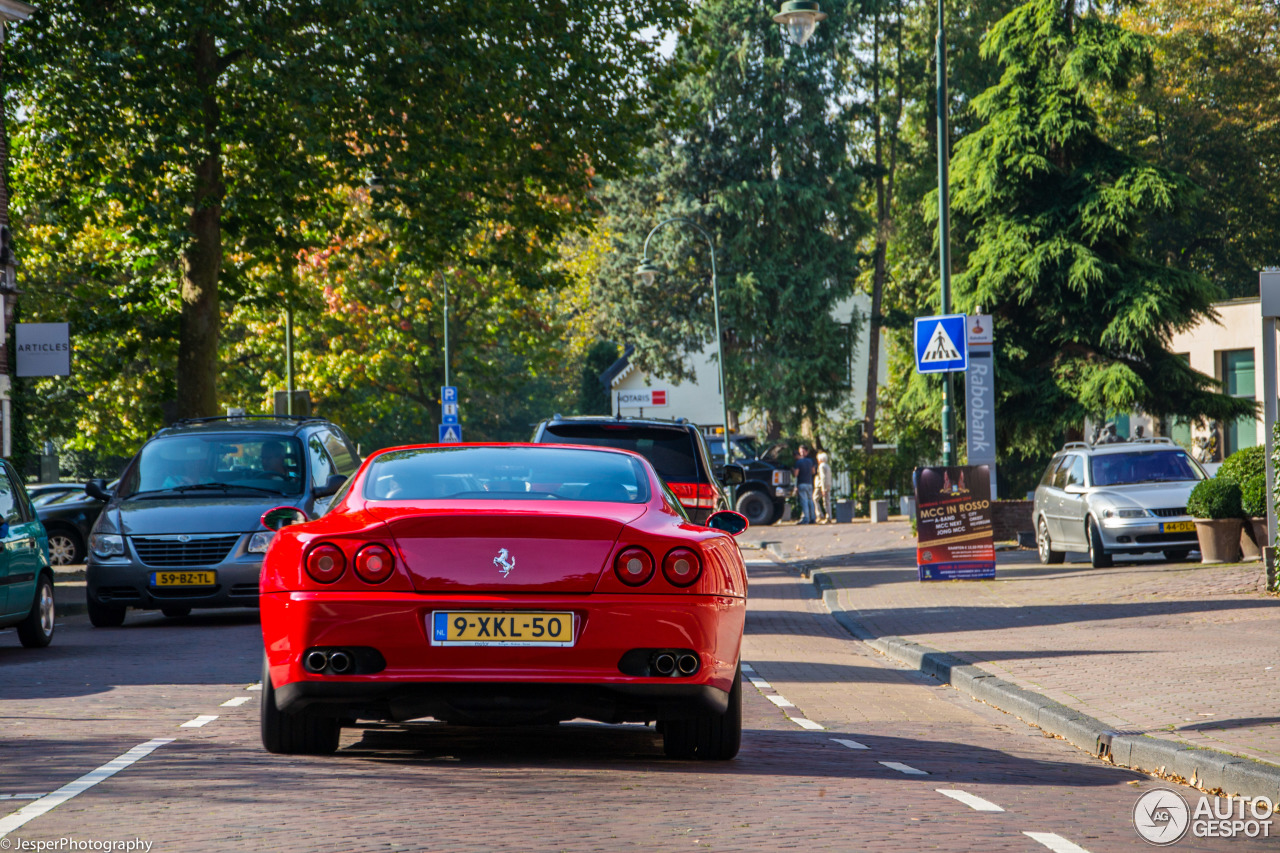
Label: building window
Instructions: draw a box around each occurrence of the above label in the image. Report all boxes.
[1168,353,1192,450]
[1222,349,1256,456]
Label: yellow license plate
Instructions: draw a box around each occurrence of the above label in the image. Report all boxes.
[430,611,575,647]
[1161,521,1195,534]
[151,570,217,587]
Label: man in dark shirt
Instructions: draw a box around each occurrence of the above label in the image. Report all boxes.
[794,445,816,525]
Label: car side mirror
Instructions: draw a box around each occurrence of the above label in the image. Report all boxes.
[1064,484,1087,495]
[719,463,746,487]
[261,506,309,531]
[314,474,347,498]
[706,510,749,536]
[85,478,113,502]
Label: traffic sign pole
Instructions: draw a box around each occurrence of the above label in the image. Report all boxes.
[937,0,956,466]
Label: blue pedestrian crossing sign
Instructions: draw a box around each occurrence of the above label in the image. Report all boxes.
[438,424,462,443]
[914,314,968,374]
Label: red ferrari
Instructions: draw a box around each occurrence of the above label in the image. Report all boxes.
[258,443,749,759]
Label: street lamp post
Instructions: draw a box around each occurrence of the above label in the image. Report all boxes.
[776,0,957,465]
[634,218,732,495]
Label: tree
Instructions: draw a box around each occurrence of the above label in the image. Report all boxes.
[11,0,681,421]
[1101,0,1280,297]
[949,0,1252,458]
[593,0,871,435]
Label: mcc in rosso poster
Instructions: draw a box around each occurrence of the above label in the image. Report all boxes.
[914,465,996,580]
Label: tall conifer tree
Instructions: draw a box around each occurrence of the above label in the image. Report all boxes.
[951,0,1251,454]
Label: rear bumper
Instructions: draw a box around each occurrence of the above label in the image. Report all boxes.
[263,590,745,724]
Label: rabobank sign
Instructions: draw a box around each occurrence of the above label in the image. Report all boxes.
[965,315,996,468]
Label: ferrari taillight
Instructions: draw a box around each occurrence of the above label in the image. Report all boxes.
[305,543,346,584]
[354,543,395,584]
[662,547,703,587]
[614,546,655,586]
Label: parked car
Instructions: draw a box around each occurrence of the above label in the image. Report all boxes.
[0,460,56,647]
[83,415,361,627]
[1033,438,1207,568]
[257,442,749,757]
[705,432,792,525]
[30,483,107,566]
[530,416,744,524]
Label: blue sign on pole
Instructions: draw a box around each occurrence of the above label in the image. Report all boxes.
[441,386,458,404]
[914,314,969,374]
[441,402,459,425]
[438,424,462,443]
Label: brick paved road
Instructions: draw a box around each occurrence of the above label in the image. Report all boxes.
[0,562,1271,852]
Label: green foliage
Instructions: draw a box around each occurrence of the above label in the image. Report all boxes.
[1186,477,1242,520]
[592,0,871,434]
[578,341,622,416]
[948,0,1253,460]
[1241,473,1267,519]
[1217,445,1265,488]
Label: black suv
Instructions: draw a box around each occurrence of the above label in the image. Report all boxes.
[531,415,744,524]
[706,433,792,526]
[84,416,360,626]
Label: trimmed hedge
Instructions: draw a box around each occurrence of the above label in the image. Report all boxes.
[1217,445,1265,487]
[1188,477,1243,519]
[1242,472,1267,518]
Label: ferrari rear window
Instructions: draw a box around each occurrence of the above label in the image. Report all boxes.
[539,425,700,484]
[363,446,651,503]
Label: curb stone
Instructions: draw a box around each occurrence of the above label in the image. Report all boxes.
[810,568,1280,802]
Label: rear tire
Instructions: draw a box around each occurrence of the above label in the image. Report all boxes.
[16,573,55,648]
[1087,518,1113,568]
[46,529,84,566]
[87,595,126,628]
[735,491,776,527]
[161,606,192,619]
[1037,517,1064,565]
[662,664,742,760]
[261,654,340,755]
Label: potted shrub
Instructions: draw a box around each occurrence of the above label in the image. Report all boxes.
[1241,472,1267,560]
[1186,478,1243,564]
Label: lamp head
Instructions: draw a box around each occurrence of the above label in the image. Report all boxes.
[635,258,661,287]
[773,0,826,47]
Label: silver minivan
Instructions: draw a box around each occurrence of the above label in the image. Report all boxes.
[1033,438,1207,567]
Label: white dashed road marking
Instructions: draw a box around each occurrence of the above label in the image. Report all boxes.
[220,696,252,707]
[180,715,219,728]
[741,663,754,672]
[766,695,795,708]
[879,761,927,775]
[830,737,870,750]
[792,718,824,730]
[749,677,774,689]
[935,789,1004,812]
[246,683,262,691]
[0,794,45,801]
[1023,832,1091,853]
[0,738,174,838]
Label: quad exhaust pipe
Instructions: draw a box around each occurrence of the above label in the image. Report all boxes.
[646,650,700,678]
[328,650,354,674]
[305,650,330,673]
[302,646,386,675]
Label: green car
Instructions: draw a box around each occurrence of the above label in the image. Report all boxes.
[0,459,55,647]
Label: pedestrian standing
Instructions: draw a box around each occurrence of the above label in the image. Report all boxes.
[814,451,833,523]
[794,445,816,525]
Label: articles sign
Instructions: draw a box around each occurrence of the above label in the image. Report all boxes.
[914,464,996,581]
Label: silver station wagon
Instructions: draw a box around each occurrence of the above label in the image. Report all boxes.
[1033,438,1207,568]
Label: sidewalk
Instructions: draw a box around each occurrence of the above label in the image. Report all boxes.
[752,518,1280,796]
